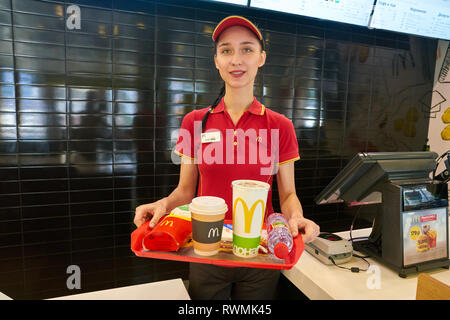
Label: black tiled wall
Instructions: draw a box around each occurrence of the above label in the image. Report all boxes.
[0,0,436,299]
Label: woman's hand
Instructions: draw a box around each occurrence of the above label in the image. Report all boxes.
[287,216,320,243]
[134,198,168,228]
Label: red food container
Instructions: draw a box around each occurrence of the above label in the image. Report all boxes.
[142,215,192,252]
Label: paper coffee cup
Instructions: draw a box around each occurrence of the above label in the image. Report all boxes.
[189,196,228,256]
[232,180,270,258]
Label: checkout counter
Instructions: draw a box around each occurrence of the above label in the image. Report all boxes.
[1,278,190,300]
[285,151,450,299]
[49,278,190,300]
[282,222,450,300]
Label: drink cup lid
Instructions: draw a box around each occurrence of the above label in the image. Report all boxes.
[189,196,228,215]
[231,179,270,190]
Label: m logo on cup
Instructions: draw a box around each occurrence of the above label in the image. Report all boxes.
[233,197,265,234]
[208,227,220,239]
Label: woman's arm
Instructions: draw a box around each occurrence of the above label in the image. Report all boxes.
[276,161,303,219]
[276,161,320,243]
[163,156,198,212]
[134,156,198,228]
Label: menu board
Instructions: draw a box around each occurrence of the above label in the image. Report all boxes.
[369,0,450,40]
[250,0,375,27]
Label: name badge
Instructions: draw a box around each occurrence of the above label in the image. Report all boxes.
[201,131,221,143]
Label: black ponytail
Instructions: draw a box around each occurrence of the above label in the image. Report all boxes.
[212,84,225,109]
[201,84,225,133]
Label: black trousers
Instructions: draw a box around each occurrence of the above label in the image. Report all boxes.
[188,262,280,300]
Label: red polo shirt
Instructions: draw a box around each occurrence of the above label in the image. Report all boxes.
[174,97,300,220]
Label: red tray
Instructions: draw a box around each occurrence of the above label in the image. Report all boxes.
[131,219,304,270]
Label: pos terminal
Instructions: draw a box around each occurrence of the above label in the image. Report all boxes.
[315,152,449,278]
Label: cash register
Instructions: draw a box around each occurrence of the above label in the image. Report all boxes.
[315,152,449,278]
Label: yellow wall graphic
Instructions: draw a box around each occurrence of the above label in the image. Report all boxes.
[442,107,450,140]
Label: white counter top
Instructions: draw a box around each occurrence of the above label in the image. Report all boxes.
[49,278,190,300]
[283,226,450,300]
[0,292,12,300]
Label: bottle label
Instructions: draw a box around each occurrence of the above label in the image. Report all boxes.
[268,221,288,234]
[271,222,287,228]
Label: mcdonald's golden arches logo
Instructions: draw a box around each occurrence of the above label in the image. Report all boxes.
[161,219,174,227]
[233,197,265,233]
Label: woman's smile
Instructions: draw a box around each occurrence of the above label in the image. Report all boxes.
[230,70,246,78]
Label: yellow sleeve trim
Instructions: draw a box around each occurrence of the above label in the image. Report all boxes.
[279,156,300,165]
[174,149,195,161]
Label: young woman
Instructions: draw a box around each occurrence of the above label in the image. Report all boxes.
[134,16,320,299]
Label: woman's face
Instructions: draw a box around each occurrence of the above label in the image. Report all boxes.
[214,25,266,91]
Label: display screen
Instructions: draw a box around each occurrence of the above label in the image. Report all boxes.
[402,183,449,212]
[250,0,375,27]
[314,152,438,205]
[369,0,450,40]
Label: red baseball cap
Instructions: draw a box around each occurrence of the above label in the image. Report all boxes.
[212,15,263,42]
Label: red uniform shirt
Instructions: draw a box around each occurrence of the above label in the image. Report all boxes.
[174,97,300,220]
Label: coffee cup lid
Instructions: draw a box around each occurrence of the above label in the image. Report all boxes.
[189,196,228,215]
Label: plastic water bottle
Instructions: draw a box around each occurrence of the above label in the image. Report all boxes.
[267,213,293,259]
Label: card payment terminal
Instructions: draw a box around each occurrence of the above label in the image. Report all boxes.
[305,232,353,265]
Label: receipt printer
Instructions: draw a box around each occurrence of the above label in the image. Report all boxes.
[305,232,353,265]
